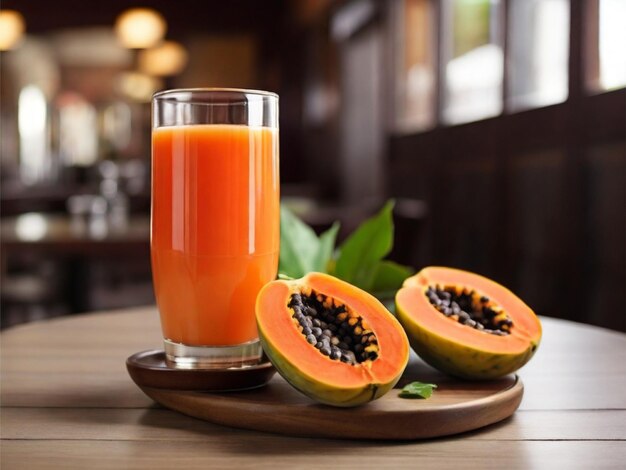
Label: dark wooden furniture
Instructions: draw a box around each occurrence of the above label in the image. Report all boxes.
[0,214,152,325]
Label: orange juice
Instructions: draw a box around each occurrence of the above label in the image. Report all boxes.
[151,124,279,346]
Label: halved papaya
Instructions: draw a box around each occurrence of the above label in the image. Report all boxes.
[256,272,409,407]
[395,266,541,380]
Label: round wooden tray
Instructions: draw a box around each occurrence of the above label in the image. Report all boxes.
[132,353,523,440]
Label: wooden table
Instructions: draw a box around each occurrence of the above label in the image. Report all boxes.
[1,307,625,469]
[0,213,150,256]
[1,213,151,320]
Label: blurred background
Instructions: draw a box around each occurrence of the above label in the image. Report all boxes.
[0,0,624,331]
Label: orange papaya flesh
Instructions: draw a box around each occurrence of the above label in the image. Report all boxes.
[256,272,409,407]
[396,266,542,379]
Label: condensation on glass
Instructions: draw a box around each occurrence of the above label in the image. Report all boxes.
[441,0,504,125]
[391,0,436,133]
[507,0,570,112]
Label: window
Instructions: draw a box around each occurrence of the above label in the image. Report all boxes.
[392,0,436,132]
[587,0,626,92]
[507,0,570,111]
[392,0,625,134]
[441,0,504,125]
[18,85,49,184]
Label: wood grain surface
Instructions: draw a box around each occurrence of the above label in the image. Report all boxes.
[2,307,626,469]
[135,365,523,440]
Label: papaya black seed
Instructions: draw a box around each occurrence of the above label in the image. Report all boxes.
[289,295,303,307]
[425,285,513,336]
[290,290,379,365]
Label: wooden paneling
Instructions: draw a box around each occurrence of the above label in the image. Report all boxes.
[388,88,626,331]
[435,121,500,278]
[583,141,626,330]
[506,149,568,317]
[382,0,624,330]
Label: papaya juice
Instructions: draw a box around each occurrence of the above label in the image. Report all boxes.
[151,124,279,346]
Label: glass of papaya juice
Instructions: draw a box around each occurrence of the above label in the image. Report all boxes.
[151,89,279,369]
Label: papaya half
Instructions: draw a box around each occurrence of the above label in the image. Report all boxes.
[256,272,409,407]
[395,266,541,380]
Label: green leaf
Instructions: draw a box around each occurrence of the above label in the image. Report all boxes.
[399,382,438,399]
[334,200,395,290]
[278,205,320,278]
[369,260,414,300]
[312,222,340,273]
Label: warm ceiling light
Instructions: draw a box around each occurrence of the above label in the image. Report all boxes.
[138,41,188,76]
[0,10,26,51]
[116,72,162,102]
[114,8,166,49]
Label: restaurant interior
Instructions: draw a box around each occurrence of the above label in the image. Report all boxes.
[1,0,624,332]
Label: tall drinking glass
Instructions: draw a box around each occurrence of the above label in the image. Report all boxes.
[151,88,279,369]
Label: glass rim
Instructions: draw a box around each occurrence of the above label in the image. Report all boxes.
[153,87,278,102]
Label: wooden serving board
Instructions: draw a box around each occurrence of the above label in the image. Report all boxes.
[138,356,523,440]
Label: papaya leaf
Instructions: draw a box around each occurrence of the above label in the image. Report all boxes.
[399,381,437,399]
[334,200,395,291]
[278,205,320,278]
[312,221,340,273]
[369,260,414,300]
